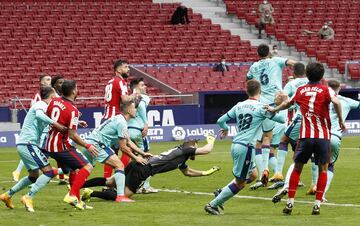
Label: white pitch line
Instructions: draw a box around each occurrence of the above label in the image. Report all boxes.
[158,189,360,208]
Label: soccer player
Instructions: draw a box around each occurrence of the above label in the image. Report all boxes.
[80,135,220,201]
[247,44,296,185]
[0,87,67,212]
[204,80,287,215]
[103,59,135,178]
[82,100,151,202]
[266,62,346,215]
[51,75,64,97]
[45,80,99,210]
[12,74,53,182]
[127,78,156,193]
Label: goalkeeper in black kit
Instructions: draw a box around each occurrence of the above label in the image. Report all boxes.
[81,134,220,201]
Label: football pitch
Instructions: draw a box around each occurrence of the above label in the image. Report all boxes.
[1,138,360,226]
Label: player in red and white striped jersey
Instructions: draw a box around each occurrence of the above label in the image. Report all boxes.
[103,60,135,178]
[45,80,99,210]
[267,62,346,215]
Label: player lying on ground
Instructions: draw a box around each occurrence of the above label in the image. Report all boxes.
[80,134,220,201]
[272,79,360,203]
[204,80,287,215]
[266,62,346,215]
[1,87,67,212]
[81,100,152,202]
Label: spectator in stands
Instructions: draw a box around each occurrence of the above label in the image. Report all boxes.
[303,22,335,40]
[171,6,190,25]
[51,75,64,96]
[213,55,229,72]
[271,45,280,57]
[259,0,274,14]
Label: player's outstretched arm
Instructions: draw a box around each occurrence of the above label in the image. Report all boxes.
[286,59,297,66]
[331,96,346,132]
[35,109,67,132]
[68,129,99,156]
[195,133,216,155]
[180,166,220,177]
[118,138,148,165]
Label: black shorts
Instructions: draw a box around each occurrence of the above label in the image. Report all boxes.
[47,146,89,171]
[294,138,330,165]
[125,162,152,193]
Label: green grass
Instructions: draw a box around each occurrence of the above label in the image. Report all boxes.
[1,138,360,226]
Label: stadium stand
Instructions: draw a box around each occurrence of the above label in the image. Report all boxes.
[0,0,260,108]
[224,0,360,79]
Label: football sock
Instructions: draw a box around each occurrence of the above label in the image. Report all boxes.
[254,148,263,180]
[103,164,113,179]
[276,142,288,174]
[315,171,327,202]
[209,180,244,208]
[15,160,24,173]
[82,177,107,188]
[69,171,76,186]
[288,168,301,199]
[8,176,33,197]
[143,176,152,189]
[113,170,125,196]
[70,168,90,200]
[311,162,319,186]
[57,163,64,179]
[324,166,334,195]
[269,153,277,173]
[120,153,131,168]
[284,163,294,189]
[261,145,271,171]
[91,190,117,201]
[27,170,55,198]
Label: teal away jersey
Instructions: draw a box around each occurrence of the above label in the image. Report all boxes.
[127,94,150,130]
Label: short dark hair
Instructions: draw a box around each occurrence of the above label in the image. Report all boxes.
[306,62,324,82]
[120,100,135,113]
[39,74,50,82]
[327,79,341,91]
[51,75,64,88]
[113,59,128,71]
[61,80,76,97]
[181,139,198,148]
[293,63,305,77]
[257,44,270,58]
[40,86,55,99]
[130,78,144,90]
[246,79,261,97]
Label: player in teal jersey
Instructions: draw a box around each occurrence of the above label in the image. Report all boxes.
[204,80,287,215]
[82,100,152,203]
[0,87,67,212]
[246,44,297,185]
[127,78,157,193]
[323,80,359,201]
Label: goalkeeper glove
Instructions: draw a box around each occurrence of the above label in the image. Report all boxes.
[206,133,216,145]
[202,166,220,176]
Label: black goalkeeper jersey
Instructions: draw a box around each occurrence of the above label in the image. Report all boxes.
[148,146,196,175]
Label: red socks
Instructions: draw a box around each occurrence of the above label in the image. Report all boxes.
[316,171,327,201]
[120,153,131,168]
[69,168,90,200]
[103,164,113,178]
[57,163,64,179]
[288,168,301,198]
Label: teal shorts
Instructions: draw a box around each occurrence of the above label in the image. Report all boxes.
[129,127,145,151]
[257,122,287,147]
[330,134,341,164]
[231,142,254,181]
[284,116,301,143]
[17,143,49,171]
[262,118,276,133]
[83,139,115,166]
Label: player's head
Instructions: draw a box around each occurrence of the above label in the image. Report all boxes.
[51,75,64,95]
[130,78,147,95]
[306,62,324,83]
[220,54,226,64]
[181,139,198,159]
[61,80,77,100]
[274,91,288,106]
[246,79,261,97]
[293,62,305,78]
[40,86,56,100]
[39,74,51,87]
[120,100,137,118]
[257,44,270,58]
[327,79,341,94]
[114,59,130,78]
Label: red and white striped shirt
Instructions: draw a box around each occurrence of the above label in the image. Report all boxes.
[103,77,128,119]
[45,97,79,152]
[290,83,335,140]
